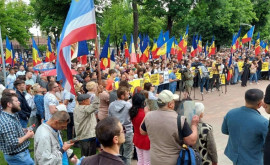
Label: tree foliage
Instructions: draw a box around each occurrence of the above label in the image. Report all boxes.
[0,0,34,46]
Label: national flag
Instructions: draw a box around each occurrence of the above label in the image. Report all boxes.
[235,27,241,49]
[191,36,198,57]
[170,40,176,55]
[141,36,150,63]
[32,38,42,66]
[255,32,260,56]
[46,36,56,62]
[152,39,159,59]
[110,49,115,69]
[231,34,237,53]
[129,34,137,64]
[123,34,129,58]
[208,36,216,56]
[19,53,23,64]
[239,39,242,49]
[137,34,142,62]
[179,25,189,54]
[11,42,17,67]
[157,30,165,48]
[242,26,255,44]
[77,40,89,65]
[157,37,175,56]
[163,31,169,42]
[5,36,12,65]
[57,0,97,95]
[252,39,255,49]
[204,41,208,57]
[197,35,202,53]
[100,35,110,70]
[265,41,269,54]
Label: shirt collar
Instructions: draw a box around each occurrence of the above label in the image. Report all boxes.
[1,111,17,118]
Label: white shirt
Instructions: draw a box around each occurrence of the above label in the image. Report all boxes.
[44,92,59,120]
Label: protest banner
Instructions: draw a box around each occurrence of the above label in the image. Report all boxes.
[150,73,160,86]
[261,62,269,72]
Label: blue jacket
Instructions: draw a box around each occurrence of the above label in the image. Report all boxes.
[222,106,268,165]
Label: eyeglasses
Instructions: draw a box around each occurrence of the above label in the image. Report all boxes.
[121,125,126,134]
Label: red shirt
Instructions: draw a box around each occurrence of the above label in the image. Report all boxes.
[106,79,114,91]
[132,108,150,150]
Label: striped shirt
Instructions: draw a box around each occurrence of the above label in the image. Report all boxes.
[0,111,29,155]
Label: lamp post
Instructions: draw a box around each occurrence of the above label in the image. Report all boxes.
[240,23,253,49]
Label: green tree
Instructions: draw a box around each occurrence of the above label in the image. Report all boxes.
[1,0,34,46]
[140,0,193,35]
[100,2,133,52]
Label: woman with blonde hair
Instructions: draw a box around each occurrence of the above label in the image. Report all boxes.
[86,81,97,103]
[33,83,45,127]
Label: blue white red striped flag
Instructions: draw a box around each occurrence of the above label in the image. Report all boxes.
[57,0,97,95]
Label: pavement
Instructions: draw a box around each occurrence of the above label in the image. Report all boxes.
[132,80,270,165]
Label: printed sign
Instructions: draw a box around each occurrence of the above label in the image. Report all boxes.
[150,74,160,86]
[261,62,269,72]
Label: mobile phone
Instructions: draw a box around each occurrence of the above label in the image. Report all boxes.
[67,137,80,144]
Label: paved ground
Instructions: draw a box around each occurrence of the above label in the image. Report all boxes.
[132,80,270,165]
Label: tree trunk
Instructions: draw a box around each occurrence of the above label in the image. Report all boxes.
[166,15,173,36]
[132,0,139,49]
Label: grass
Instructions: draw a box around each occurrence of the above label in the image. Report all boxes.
[0,130,82,164]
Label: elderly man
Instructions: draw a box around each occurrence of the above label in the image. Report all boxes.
[140,90,199,165]
[0,93,34,164]
[34,111,77,165]
[74,94,99,156]
[44,82,60,121]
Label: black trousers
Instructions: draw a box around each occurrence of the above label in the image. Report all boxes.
[213,74,220,90]
[79,138,97,156]
[67,112,74,140]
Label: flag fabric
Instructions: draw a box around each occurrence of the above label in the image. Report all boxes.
[255,32,260,56]
[56,0,97,95]
[179,25,189,54]
[5,36,12,65]
[110,49,115,69]
[129,34,137,64]
[235,27,241,49]
[157,37,175,56]
[11,43,16,66]
[152,39,159,59]
[123,34,129,58]
[141,36,149,63]
[157,30,165,48]
[242,26,255,44]
[191,36,198,57]
[19,53,23,64]
[32,38,42,66]
[46,36,53,62]
[137,35,142,62]
[265,41,269,54]
[170,39,176,55]
[163,31,169,42]
[197,35,202,53]
[231,34,237,53]
[77,40,89,65]
[100,35,110,70]
[204,41,208,57]
[208,36,216,56]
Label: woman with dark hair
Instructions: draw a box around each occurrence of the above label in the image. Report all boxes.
[241,57,251,87]
[129,93,150,165]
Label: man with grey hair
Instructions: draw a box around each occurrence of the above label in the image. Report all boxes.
[34,111,77,165]
[140,90,199,165]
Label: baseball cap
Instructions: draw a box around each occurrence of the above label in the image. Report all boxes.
[157,90,179,104]
[77,94,91,102]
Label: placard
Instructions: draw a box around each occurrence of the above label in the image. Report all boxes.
[261,62,269,72]
[150,74,160,86]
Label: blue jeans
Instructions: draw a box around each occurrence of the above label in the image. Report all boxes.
[200,77,209,93]
[120,132,133,165]
[169,83,177,94]
[257,70,261,80]
[4,149,34,165]
[19,119,28,128]
[250,73,258,82]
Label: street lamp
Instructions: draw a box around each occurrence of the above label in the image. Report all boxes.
[240,23,253,49]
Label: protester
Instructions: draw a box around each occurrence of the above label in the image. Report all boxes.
[34,111,77,164]
[6,68,16,89]
[74,94,98,156]
[81,117,125,165]
[25,71,35,86]
[108,86,133,165]
[44,81,60,120]
[86,81,97,102]
[33,83,45,127]
[129,93,150,165]
[222,89,268,165]
[144,82,157,100]
[25,85,37,131]
[98,79,110,121]
[194,102,218,165]
[62,85,76,140]
[16,65,26,77]
[106,69,117,92]
[263,84,270,165]
[0,93,35,164]
[249,60,258,84]
[169,67,178,94]
[140,90,199,165]
[14,80,32,128]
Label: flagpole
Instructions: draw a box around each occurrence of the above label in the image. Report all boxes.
[97,30,101,85]
[0,26,7,87]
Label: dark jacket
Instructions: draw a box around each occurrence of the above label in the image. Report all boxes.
[16,90,32,120]
[81,151,124,165]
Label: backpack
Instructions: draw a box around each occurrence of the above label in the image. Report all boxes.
[177,115,202,165]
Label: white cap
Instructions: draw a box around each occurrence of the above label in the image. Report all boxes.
[56,104,67,112]
[158,90,179,103]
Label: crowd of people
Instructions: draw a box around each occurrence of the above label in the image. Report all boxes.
[0,48,270,165]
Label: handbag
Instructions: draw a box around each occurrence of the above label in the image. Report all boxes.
[177,115,202,165]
